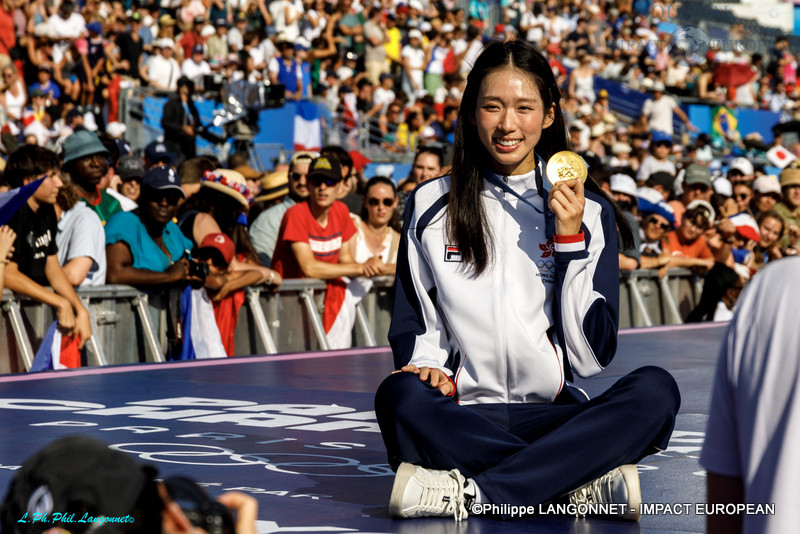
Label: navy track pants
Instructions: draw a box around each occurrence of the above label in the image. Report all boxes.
[375,366,680,507]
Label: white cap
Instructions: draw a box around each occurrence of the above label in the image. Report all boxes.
[728,157,754,176]
[752,175,781,195]
[441,23,455,33]
[712,177,732,197]
[201,25,215,38]
[408,29,423,40]
[590,123,608,138]
[105,121,127,138]
[420,21,432,32]
[653,81,666,92]
[158,37,175,49]
[409,0,423,11]
[375,164,395,178]
[611,142,632,155]
[610,174,638,198]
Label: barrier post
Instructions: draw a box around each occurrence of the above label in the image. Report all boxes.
[133,294,165,362]
[245,287,277,354]
[300,287,330,350]
[2,300,36,371]
[354,302,377,347]
[625,275,654,327]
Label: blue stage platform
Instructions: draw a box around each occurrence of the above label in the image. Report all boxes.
[0,323,728,533]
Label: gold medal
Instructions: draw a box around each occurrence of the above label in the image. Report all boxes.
[546,151,588,185]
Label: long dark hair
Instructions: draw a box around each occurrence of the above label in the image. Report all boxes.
[448,39,632,274]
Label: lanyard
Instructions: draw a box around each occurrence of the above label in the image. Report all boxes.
[483,154,550,214]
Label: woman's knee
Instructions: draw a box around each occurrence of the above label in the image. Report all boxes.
[630,366,682,416]
[374,372,441,421]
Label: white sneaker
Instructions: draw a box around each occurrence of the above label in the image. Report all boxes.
[389,463,469,521]
[567,464,642,521]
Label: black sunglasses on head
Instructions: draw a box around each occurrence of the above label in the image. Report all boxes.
[309,175,341,187]
[367,197,394,207]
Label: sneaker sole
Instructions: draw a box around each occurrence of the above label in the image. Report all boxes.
[619,464,642,521]
[388,462,418,518]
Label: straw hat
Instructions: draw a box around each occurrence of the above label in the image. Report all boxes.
[254,170,289,203]
[200,168,251,208]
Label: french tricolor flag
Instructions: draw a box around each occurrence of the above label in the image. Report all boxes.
[30,321,82,371]
[179,286,227,360]
[293,100,322,152]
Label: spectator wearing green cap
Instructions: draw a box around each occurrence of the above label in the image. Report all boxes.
[61,129,122,223]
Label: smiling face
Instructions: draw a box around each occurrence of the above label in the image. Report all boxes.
[474,67,554,176]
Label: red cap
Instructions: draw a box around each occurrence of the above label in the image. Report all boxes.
[198,233,235,265]
[495,23,504,34]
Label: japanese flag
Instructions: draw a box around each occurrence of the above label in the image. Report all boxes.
[766,145,796,169]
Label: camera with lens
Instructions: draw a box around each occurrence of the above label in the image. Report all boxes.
[188,260,210,281]
[164,477,235,534]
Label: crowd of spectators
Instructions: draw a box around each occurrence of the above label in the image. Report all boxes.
[2,0,800,362]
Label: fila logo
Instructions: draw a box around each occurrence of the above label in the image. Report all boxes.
[444,245,462,262]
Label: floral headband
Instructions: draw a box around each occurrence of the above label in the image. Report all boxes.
[201,169,254,202]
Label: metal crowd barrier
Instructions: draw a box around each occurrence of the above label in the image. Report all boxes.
[1,270,700,373]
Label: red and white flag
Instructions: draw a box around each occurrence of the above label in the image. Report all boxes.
[766,145,796,169]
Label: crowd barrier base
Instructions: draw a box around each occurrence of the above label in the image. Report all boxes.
[1,270,700,373]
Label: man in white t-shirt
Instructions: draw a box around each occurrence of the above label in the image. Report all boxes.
[700,257,800,534]
[47,1,86,40]
[181,44,212,89]
[144,38,180,92]
[640,82,696,137]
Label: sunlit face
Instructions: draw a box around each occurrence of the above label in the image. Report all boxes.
[120,178,141,201]
[758,216,783,247]
[678,214,708,242]
[474,68,554,176]
[754,191,780,213]
[31,168,63,206]
[289,160,311,200]
[643,213,671,242]
[784,184,800,209]
[411,152,441,183]
[364,183,397,226]
[307,174,341,211]
[732,184,753,213]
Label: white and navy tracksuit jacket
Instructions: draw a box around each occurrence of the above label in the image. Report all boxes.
[389,163,621,405]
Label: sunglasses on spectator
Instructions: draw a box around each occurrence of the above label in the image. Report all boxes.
[290,172,306,181]
[647,217,670,232]
[653,141,672,148]
[758,192,781,200]
[368,197,394,207]
[309,175,342,187]
[734,193,751,200]
[151,192,182,205]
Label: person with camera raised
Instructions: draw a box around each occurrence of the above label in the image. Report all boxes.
[105,166,202,289]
